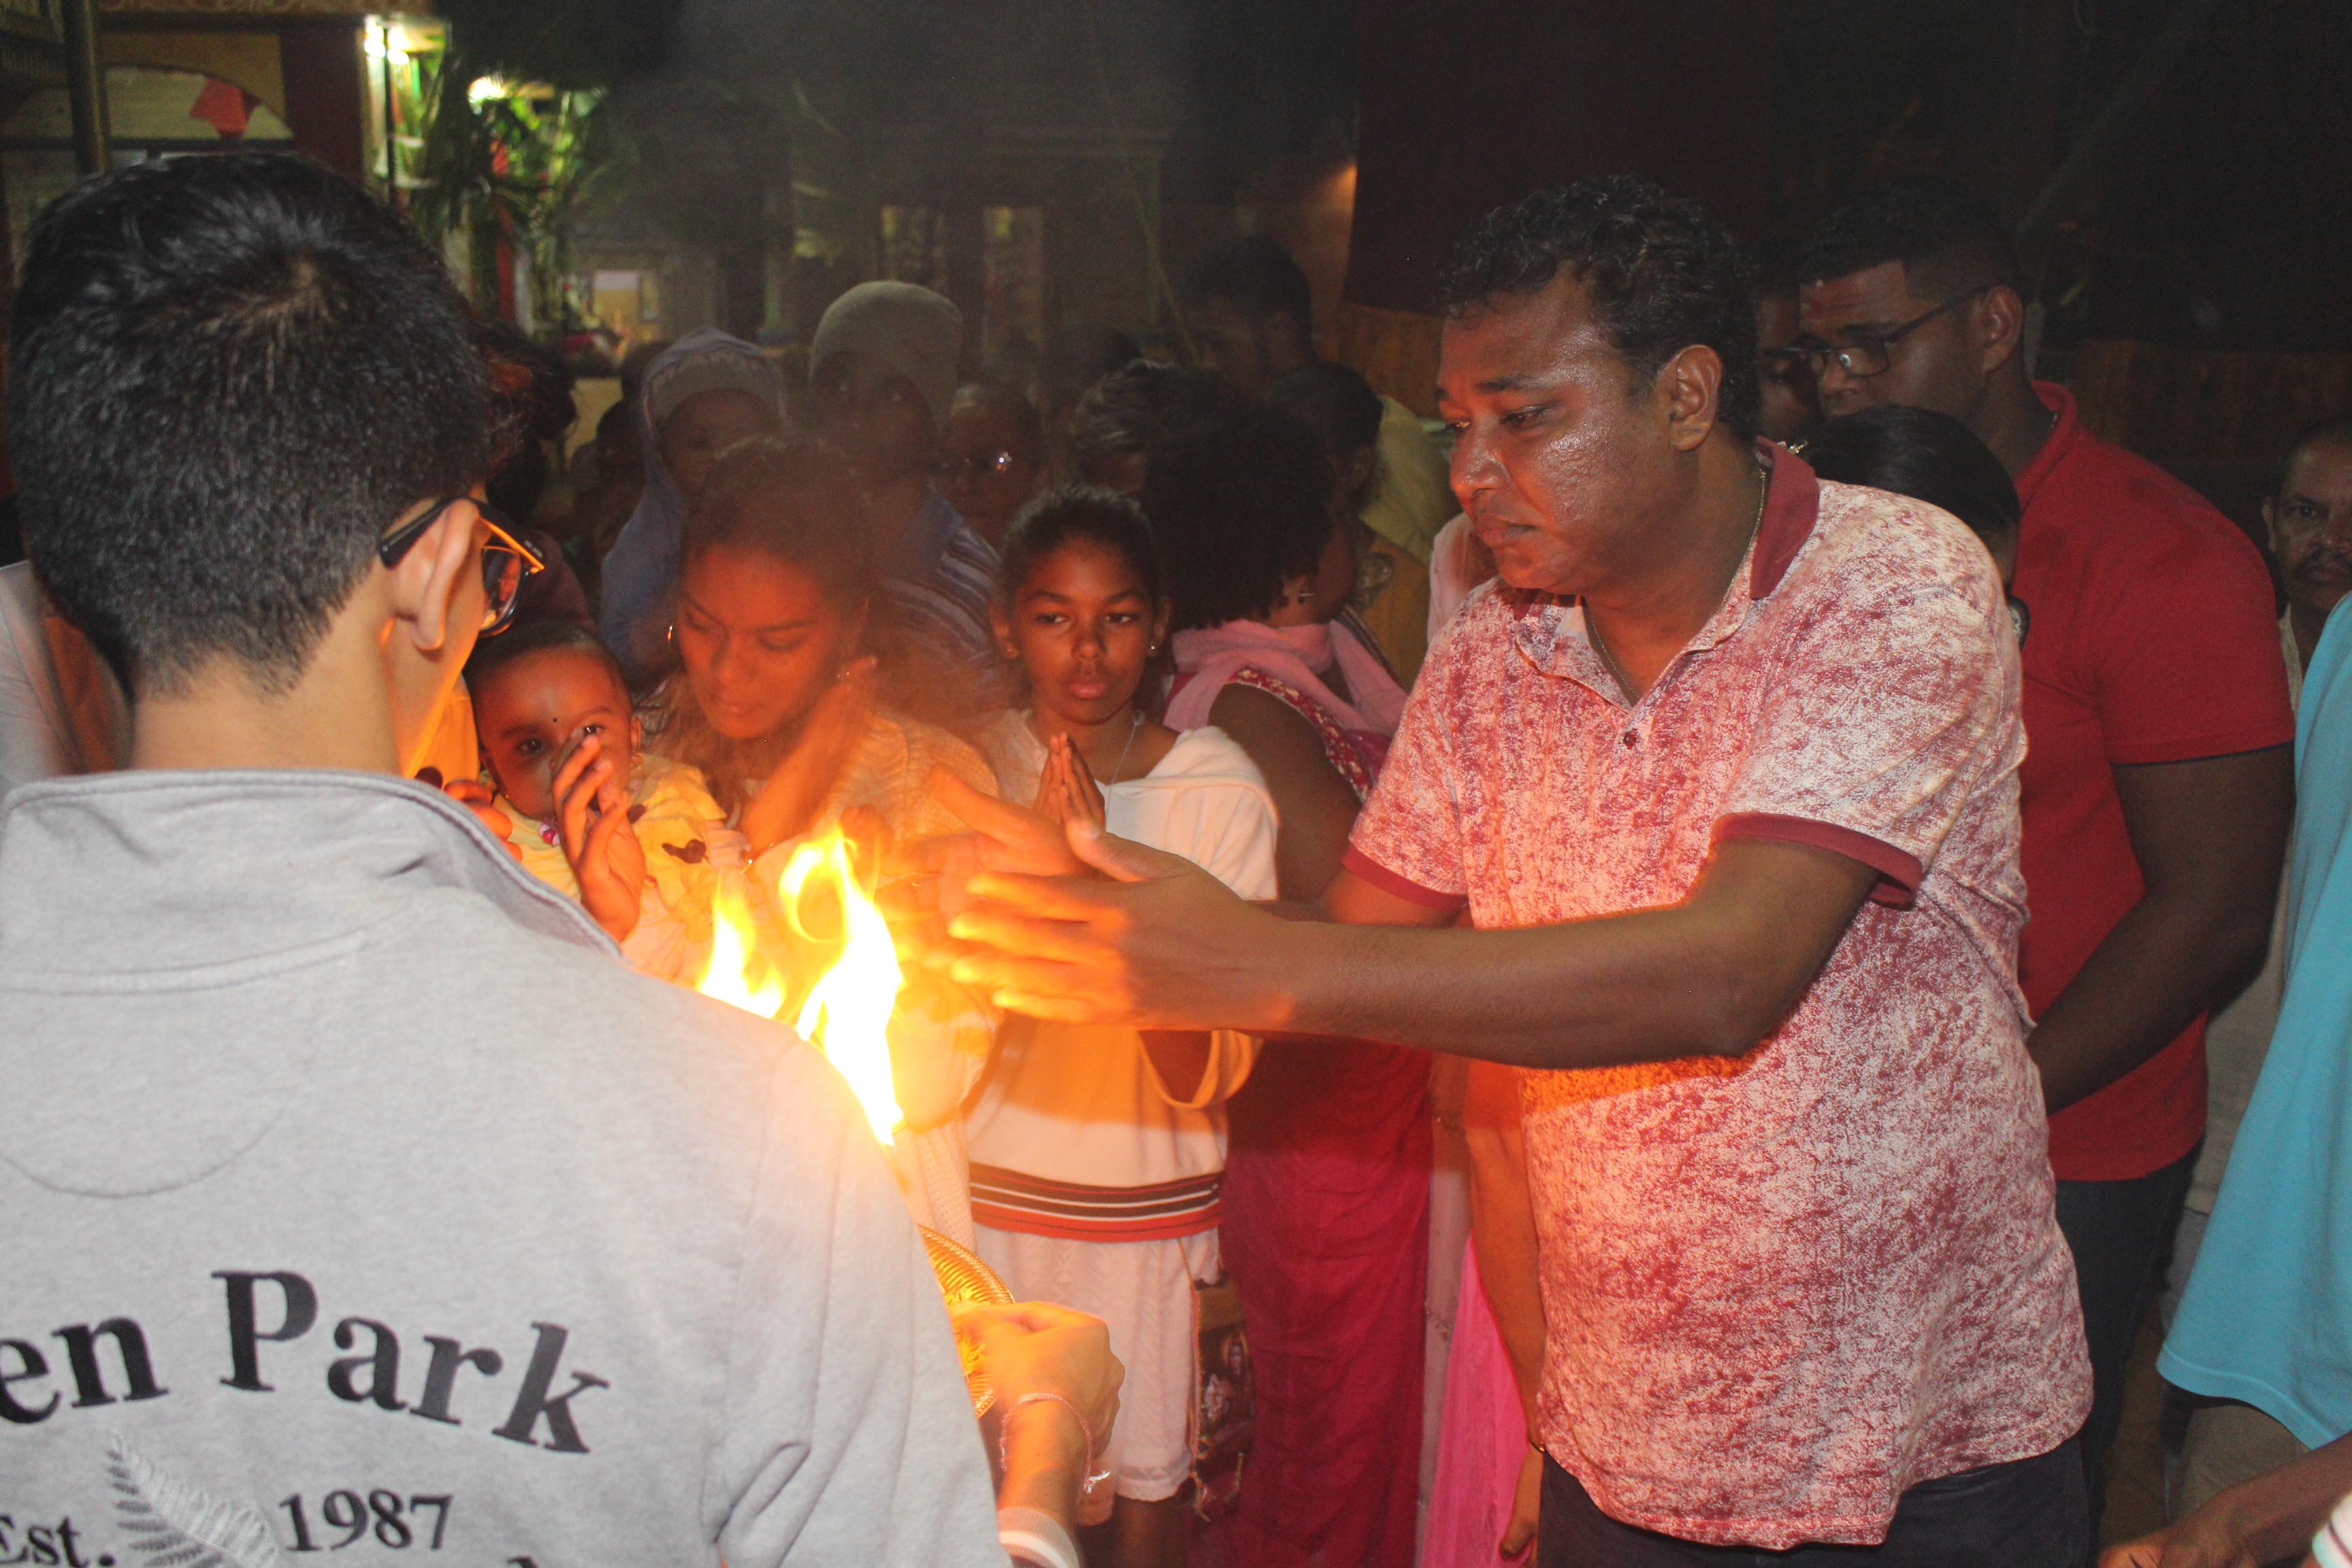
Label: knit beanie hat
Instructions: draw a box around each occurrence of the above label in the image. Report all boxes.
[643,327,787,430]
[811,281,964,434]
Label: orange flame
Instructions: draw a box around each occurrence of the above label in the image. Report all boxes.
[696,826,906,1144]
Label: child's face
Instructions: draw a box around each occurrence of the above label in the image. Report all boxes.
[996,541,1165,730]
[472,649,640,822]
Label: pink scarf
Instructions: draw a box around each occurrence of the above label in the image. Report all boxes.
[1166,619,1409,738]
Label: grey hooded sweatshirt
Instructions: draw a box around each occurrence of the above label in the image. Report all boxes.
[0,769,1000,1568]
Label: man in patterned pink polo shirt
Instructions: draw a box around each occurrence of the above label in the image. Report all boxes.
[941,176,2090,1563]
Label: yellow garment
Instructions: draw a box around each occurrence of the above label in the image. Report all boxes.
[1353,538,1433,686]
[500,751,749,986]
[1360,395,1452,566]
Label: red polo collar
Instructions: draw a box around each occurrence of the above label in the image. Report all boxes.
[2010,382,2081,512]
[1748,438,1820,600]
[1505,438,1823,621]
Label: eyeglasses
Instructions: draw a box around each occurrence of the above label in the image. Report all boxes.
[377,497,546,636]
[932,448,1027,482]
[1797,287,1990,380]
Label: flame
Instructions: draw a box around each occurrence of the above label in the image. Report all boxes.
[696,881,787,1017]
[696,825,906,1144]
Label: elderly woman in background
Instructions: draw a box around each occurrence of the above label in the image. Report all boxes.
[808,281,1002,672]
[598,327,789,682]
[1145,400,1427,1568]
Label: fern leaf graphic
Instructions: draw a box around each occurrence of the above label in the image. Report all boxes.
[105,1435,287,1568]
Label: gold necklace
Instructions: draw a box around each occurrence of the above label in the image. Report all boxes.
[1584,463,1769,706]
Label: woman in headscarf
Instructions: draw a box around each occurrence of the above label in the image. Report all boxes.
[598,328,788,683]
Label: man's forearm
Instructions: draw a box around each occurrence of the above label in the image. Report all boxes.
[1274,840,1874,1068]
[2041,746,2296,1113]
[1463,1079,1547,1420]
[996,1399,1091,1531]
[2030,889,2272,1113]
[947,832,1869,1058]
[2186,1428,2352,1565]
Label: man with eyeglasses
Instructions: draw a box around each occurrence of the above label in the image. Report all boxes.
[1798,176,2296,1518]
[0,153,1115,1568]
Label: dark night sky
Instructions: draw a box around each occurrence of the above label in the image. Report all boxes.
[540,0,2349,352]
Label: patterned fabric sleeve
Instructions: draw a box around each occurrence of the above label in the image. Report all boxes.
[1716,576,2014,908]
[1343,627,1475,909]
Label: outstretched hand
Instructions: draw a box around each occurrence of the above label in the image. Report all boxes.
[741,655,879,855]
[939,806,1295,1030]
[878,767,1090,968]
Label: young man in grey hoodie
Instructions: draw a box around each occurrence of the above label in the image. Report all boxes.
[0,153,1111,1568]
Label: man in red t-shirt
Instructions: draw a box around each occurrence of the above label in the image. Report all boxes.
[1797,176,2296,1512]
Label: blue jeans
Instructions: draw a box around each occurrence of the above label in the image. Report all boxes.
[2053,1144,2202,1520]
[1537,1441,2087,1566]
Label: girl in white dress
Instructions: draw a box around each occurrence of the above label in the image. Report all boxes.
[970,487,1278,1568]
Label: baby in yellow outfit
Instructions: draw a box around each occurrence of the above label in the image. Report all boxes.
[466,620,749,985]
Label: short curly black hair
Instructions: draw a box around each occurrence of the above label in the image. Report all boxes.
[1799,176,2020,300]
[1145,402,1333,632]
[1436,175,1759,439]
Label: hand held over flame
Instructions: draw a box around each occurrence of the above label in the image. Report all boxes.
[740,655,879,856]
[877,768,1094,959]
[921,781,1295,1032]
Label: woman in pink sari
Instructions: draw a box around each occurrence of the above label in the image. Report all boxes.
[1147,404,1428,1568]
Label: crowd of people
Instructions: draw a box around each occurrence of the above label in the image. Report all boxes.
[3,146,2349,1568]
